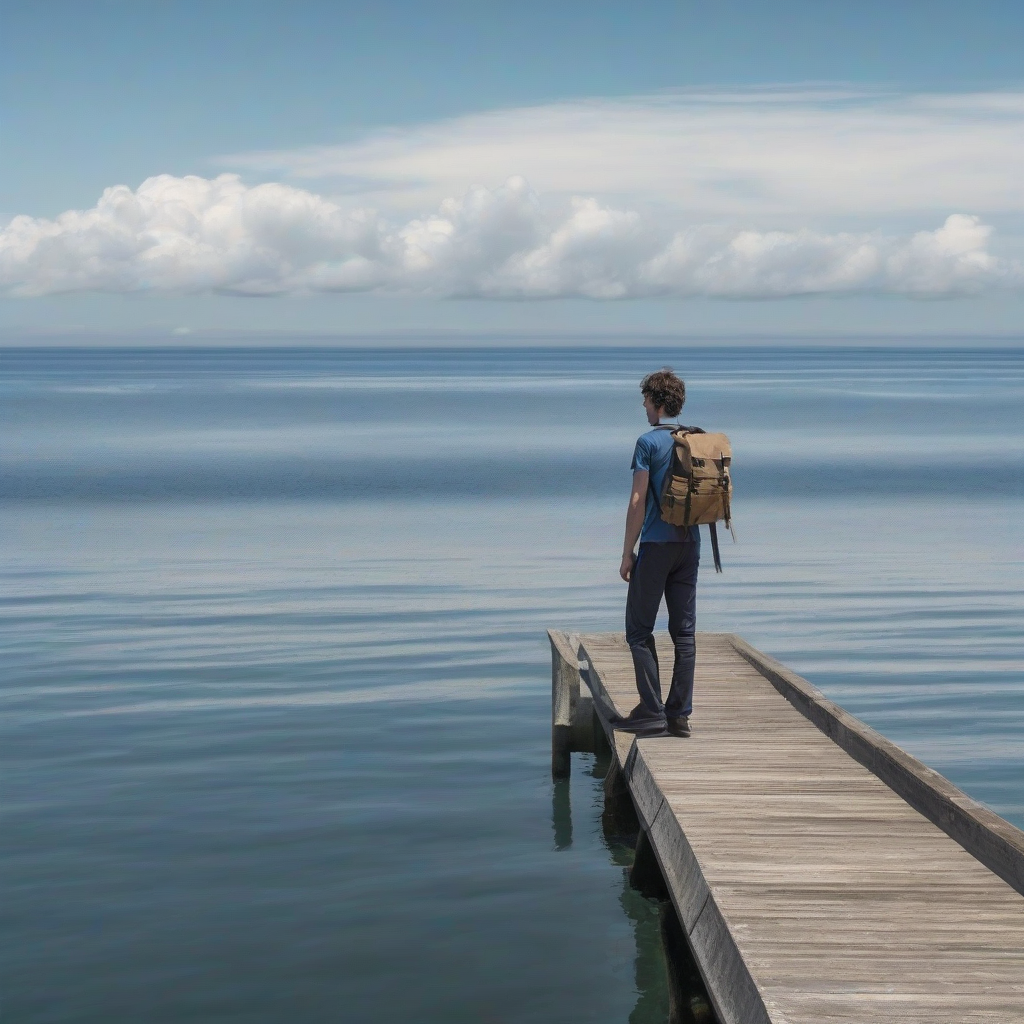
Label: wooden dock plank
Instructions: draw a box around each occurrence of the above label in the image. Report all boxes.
[576,631,1024,1024]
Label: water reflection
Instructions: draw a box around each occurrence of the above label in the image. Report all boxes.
[554,751,718,1024]
[551,777,573,851]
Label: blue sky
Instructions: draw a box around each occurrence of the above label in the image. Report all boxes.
[4,0,1024,339]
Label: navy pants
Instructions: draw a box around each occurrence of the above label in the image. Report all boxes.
[624,541,700,720]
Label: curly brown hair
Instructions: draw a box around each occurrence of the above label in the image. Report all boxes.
[640,368,686,417]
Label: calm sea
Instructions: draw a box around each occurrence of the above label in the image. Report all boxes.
[2,344,1022,1023]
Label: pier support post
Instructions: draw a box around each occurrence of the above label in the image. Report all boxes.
[548,629,596,774]
[630,828,668,901]
[601,758,641,849]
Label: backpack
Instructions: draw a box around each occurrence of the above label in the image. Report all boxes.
[653,425,734,572]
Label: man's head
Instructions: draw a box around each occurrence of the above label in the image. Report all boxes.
[640,368,686,425]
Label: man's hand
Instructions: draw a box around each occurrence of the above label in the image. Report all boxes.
[620,552,636,582]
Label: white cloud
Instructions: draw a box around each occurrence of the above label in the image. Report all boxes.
[6,88,1024,302]
[1,173,1016,300]
[223,89,1024,220]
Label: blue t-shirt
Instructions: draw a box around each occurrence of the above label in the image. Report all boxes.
[631,425,700,544]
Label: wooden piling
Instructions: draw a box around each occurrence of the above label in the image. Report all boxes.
[548,629,597,776]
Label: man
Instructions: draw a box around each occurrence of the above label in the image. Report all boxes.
[614,368,699,739]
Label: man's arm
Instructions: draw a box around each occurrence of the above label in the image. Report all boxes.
[620,469,648,581]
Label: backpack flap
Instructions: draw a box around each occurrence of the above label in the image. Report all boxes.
[660,430,733,529]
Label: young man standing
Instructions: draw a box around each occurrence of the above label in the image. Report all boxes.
[614,368,699,738]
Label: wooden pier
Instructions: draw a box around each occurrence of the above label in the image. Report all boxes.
[549,630,1024,1024]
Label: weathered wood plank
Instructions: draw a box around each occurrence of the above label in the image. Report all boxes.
[731,633,1024,895]
[573,631,1024,1024]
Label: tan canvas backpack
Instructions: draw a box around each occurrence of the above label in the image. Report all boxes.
[654,425,735,572]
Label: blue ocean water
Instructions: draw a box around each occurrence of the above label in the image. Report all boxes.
[2,344,1022,1023]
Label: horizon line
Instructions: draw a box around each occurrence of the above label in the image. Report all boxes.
[3,328,1024,350]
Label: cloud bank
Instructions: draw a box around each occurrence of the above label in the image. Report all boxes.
[0,173,1013,300]
[226,89,1024,219]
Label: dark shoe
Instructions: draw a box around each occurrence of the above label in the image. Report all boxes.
[609,704,667,736]
[612,717,668,737]
[666,716,691,737]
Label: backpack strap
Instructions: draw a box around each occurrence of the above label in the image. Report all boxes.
[708,522,723,573]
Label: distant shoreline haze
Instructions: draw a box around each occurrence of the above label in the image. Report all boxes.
[3,333,1024,349]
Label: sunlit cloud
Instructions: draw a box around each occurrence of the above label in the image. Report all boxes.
[1,173,1014,299]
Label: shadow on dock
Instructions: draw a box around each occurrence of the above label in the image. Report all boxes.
[552,749,719,1024]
